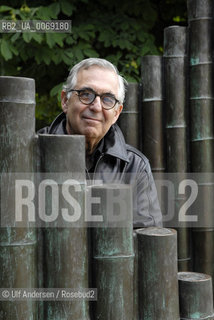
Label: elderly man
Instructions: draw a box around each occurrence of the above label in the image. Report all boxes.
[39,58,162,227]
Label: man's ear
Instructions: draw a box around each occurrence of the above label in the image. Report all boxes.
[112,104,123,124]
[61,90,68,113]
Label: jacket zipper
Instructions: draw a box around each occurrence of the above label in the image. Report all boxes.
[92,153,104,185]
[85,153,104,185]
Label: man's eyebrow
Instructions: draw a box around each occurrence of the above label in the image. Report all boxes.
[78,86,95,92]
[78,87,116,97]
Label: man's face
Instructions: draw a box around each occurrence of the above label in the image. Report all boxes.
[61,66,123,150]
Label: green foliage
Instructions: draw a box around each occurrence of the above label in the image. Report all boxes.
[35,93,62,129]
[0,0,186,129]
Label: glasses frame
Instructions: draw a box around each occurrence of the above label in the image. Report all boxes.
[68,89,120,110]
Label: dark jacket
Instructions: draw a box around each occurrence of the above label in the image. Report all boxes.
[38,112,162,227]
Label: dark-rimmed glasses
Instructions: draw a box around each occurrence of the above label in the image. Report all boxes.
[69,88,119,110]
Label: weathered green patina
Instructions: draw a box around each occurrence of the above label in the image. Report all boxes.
[164,26,192,272]
[91,184,134,320]
[118,83,140,150]
[0,76,37,319]
[178,271,214,319]
[38,134,89,320]
[137,227,180,320]
[188,0,214,300]
[141,55,165,173]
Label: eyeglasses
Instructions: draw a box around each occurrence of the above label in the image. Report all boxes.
[69,89,120,110]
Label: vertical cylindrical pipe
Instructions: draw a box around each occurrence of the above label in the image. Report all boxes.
[38,134,89,320]
[0,76,37,319]
[91,184,134,320]
[178,271,214,319]
[141,55,165,172]
[164,26,191,271]
[133,230,139,320]
[192,230,214,277]
[137,227,179,320]
[164,26,188,172]
[188,0,214,171]
[188,0,214,288]
[118,82,139,149]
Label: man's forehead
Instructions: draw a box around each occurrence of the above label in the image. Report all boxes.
[76,66,119,92]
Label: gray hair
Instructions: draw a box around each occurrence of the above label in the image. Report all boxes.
[63,58,127,103]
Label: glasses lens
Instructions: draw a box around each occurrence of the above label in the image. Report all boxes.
[101,94,116,109]
[79,90,95,104]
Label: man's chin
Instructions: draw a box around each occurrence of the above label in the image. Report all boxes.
[82,127,99,137]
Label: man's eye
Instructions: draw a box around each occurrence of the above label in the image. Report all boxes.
[80,91,91,98]
[102,95,115,104]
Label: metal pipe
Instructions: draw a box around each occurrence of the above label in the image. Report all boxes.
[164,26,191,271]
[164,26,188,173]
[133,230,139,320]
[136,227,180,320]
[192,229,214,279]
[188,0,214,294]
[141,56,166,172]
[91,184,134,320]
[38,134,89,320]
[178,271,214,319]
[118,82,139,149]
[0,76,37,319]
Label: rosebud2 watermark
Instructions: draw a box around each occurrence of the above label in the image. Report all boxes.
[0,173,132,228]
[1,172,214,228]
[0,288,97,301]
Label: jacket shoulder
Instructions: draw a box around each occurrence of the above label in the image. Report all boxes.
[36,112,66,135]
[125,144,150,170]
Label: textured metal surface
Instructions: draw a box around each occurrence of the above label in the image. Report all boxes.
[187,0,213,20]
[90,185,133,257]
[178,271,214,319]
[177,227,192,272]
[190,64,213,96]
[92,256,134,320]
[0,76,35,173]
[189,19,213,65]
[193,183,214,227]
[188,0,214,294]
[91,184,134,320]
[188,0,214,172]
[164,26,188,172]
[166,128,188,171]
[164,26,188,57]
[141,56,163,99]
[141,56,165,172]
[0,76,37,319]
[192,230,214,279]
[38,134,85,175]
[38,134,89,320]
[137,227,179,320]
[164,26,191,272]
[190,99,213,139]
[190,98,214,172]
[118,82,139,149]
[133,231,139,320]
[190,138,214,172]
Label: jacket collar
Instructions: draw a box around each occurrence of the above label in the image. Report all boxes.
[48,112,67,134]
[48,112,129,163]
[103,123,129,163]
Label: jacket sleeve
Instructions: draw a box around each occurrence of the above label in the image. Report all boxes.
[132,158,163,228]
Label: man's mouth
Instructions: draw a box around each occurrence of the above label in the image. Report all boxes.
[82,116,102,122]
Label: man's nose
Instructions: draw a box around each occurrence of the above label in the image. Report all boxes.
[88,96,103,112]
